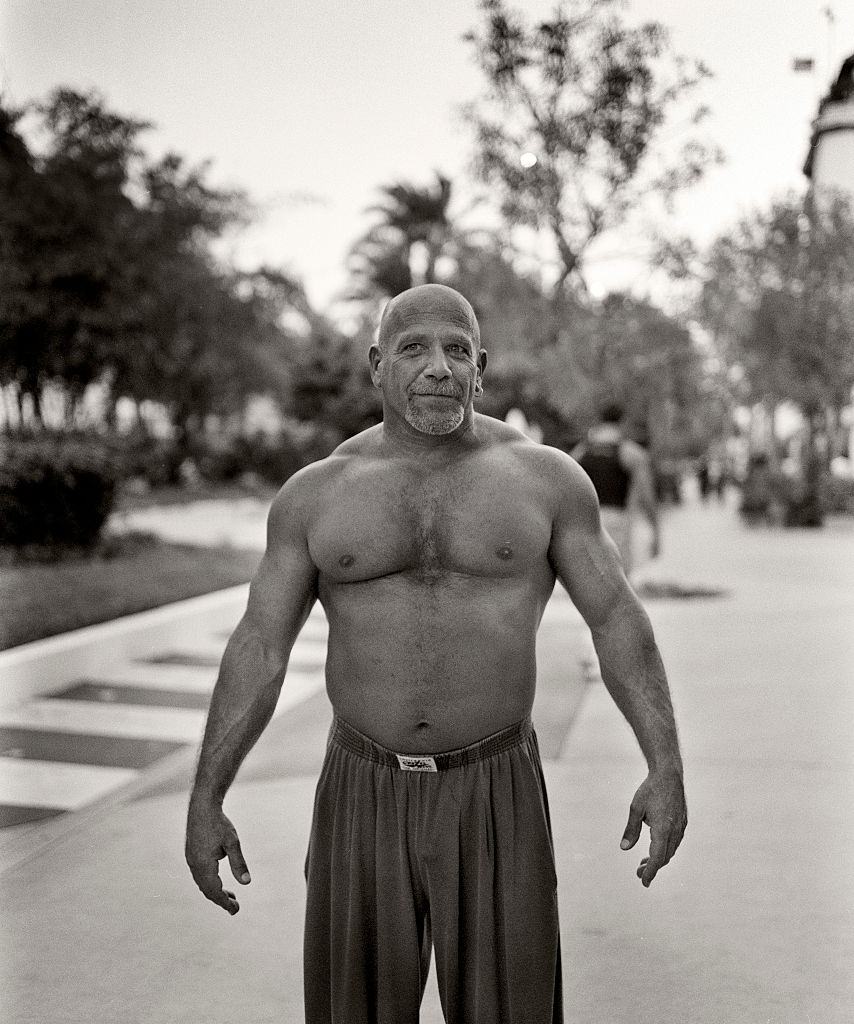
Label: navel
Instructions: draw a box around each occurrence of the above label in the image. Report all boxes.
[496,544,514,561]
[338,554,355,568]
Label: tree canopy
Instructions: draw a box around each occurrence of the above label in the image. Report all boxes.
[347,172,458,305]
[698,192,854,418]
[3,84,726,468]
[0,88,296,433]
[463,0,719,304]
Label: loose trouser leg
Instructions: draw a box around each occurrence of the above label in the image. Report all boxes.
[304,745,430,1024]
[426,733,563,1024]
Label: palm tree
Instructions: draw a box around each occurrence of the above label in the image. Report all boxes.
[347,172,455,302]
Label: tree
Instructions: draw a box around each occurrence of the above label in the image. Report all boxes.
[447,240,555,362]
[347,172,457,305]
[578,293,723,454]
[0,88,293,434]
[0,91,149,420]
[0,102,46,421]
[286,321,382,441]
[698,192,854,521]
[106,149,264,433]
[700,193,854,414]
[462,0,719,318]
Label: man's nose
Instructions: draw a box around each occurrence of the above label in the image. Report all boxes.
[424,344,452,379]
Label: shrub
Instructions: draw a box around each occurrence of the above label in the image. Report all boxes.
[0,433,117,549]
[231,431,305,486]
[109,431,185,487]
[824,474,854,515]
[187,423,342,487]
[186,433,245,483]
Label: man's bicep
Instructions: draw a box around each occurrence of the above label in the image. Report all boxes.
[243,487,318,653]
[549,464,630,630]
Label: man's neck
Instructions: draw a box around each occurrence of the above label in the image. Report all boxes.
[380,410,479,459]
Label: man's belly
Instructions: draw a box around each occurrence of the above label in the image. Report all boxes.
[318,573,551,751]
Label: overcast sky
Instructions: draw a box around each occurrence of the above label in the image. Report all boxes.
[3,0,851,312]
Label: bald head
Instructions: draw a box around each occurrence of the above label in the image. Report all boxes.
[378,285,480,352]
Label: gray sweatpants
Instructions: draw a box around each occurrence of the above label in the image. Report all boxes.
[303,715,563,1024]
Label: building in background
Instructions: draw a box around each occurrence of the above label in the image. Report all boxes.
[804,53,854,196]
[802,54,854,482]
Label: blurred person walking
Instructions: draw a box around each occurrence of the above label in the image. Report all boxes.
[698,449,725,503]
[185,286,686,1024]
[740,452,783,526]
[573,403,661,579]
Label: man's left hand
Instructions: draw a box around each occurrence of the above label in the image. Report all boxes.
[620,771,686,887]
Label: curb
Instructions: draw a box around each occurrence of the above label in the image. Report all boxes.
[0,584,249,708]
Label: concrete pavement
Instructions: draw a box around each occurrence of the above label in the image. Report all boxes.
[2,495,852,1023]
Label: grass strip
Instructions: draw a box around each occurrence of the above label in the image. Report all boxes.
[1,535,260,650]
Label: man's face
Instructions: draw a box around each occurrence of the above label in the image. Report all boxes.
[370,293,486,436]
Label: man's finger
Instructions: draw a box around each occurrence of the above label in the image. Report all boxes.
[666,828,683,865]
[190,862,240,915]
[208,884,240,915]
[621,801,644,850]
[225,836,251,885]
[640,834,668,887]
[207,879,239,913]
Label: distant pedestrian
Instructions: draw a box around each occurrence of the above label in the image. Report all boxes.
[697,458,710,501]
[573,403,660,578]
[740,452,783,525]
[698,452,725,503]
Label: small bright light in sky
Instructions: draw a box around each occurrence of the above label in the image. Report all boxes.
[520,152,538,169]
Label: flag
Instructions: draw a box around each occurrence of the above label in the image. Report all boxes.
[793,58,815,72]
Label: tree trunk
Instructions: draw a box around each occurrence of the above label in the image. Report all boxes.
[30,388,43,427]
[786,406,825,527]
[1,385,22,429]
[548,271,571,348]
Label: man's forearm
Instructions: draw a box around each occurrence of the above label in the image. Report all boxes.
[591,597,682,777]
[190,618,289,804]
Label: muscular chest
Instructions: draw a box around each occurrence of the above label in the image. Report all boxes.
[309,460,551,583]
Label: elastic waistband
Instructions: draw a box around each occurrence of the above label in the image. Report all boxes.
[330,715,533,771]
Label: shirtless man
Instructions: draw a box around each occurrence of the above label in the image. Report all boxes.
[185,284,686,1024]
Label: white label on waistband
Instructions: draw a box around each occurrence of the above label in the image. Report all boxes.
[396,753,438,772]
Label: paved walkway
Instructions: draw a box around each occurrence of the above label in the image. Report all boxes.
[0,495,272,832]
[0,600,326,835]
[2,496,853,1023]
[109,496,271,550]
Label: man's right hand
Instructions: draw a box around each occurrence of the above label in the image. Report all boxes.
[185,798,251,915]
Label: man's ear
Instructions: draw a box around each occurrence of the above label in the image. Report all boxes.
[368,344,383,389]
[477,347,488,379]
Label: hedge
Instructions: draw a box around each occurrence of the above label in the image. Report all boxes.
[0,433,117,548]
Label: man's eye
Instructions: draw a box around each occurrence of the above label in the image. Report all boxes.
[448,344,468,354]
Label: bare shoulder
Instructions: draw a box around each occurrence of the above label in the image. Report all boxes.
[491,430,598,520]
[472,414,600,530]
[330,423,384,456]
[473,412,530,444]
[266,425,384,536]
[264,457,344,539]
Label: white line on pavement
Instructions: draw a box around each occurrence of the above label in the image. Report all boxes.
[0,701,207,744]
[0,759,140,810]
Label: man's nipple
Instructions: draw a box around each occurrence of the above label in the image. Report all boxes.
[496,544,513,561]
[339,554,355,568]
